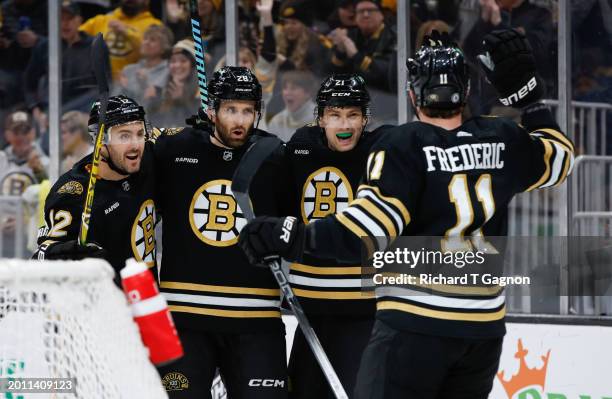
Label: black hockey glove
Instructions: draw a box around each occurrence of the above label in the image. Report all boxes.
[239,216,305,266]
[477,29,544,108]
[37,240,107,261]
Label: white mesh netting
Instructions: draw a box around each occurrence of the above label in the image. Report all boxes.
[0,259,168,399]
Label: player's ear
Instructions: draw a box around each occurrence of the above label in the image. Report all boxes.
[317,112,325,128]
[207,108,216,124]
[100,144,109,159]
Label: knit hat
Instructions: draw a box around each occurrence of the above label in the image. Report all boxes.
[280,0,314,27]
[172,39,196,60]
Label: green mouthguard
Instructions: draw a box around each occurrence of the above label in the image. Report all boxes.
[336,132,353,139]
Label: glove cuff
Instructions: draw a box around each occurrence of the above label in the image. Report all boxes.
[520,102,559,131]
[281,218,305,263]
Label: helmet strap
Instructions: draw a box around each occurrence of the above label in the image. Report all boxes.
[408,88,421,121]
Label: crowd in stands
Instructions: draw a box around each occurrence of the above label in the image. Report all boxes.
[1,0,612,257]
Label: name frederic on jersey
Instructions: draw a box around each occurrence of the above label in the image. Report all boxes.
[423,142,505,172]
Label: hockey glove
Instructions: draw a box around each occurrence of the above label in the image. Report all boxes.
[239,216,305,266]
[477,29,544,108]
[37,240,107,261]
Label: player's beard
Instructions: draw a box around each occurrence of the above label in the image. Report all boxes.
[105,144,143,175]
[214,119,252,149]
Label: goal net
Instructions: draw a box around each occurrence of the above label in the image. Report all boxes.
[0,259,167,399]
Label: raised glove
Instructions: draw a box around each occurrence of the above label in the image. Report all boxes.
[238,216,304,266]
[37,239,107,261]
[477,29,544,108]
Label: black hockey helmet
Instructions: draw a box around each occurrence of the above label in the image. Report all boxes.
[316,74,371,113]
[407,30,470,110]
[208,66,263,113]
[88,95,147,141]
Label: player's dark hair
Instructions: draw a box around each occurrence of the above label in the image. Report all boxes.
[420,106,463,119]
[407,30,470,113]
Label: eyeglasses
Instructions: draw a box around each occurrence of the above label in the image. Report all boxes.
[356,7,381,15]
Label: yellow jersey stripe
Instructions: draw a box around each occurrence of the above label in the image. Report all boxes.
[291,263,363,275]
[526,139,553,191]
[336,212,370,238]
[377,301,506,322]
[169,305,281,318]
[293,288,375,300]
[335,213,376,256]
[160,281,280,297]
[531,133,573,156]
[535,128,574,152]
[357,184,411,225]
[351,198,398,237]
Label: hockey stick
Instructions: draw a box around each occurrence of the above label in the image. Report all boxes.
[189,0,209,112]
[79,33,110,245]
[232,137,348,399]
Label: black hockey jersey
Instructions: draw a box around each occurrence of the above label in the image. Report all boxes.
[283,125,386,316]
[304,106,574,338]
[154,126,287,333]
[35,143,158,281]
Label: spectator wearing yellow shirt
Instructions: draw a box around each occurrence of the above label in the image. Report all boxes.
[79,0,162,80]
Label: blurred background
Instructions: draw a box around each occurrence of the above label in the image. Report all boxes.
[0,0,611,319]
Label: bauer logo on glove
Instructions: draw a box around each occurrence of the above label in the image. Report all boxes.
[477,28,544,108]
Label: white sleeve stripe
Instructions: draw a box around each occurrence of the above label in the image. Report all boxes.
[342,207,388,242]
[357,189,404,232]
[542,142,568,187]
[289,275,364,288]
[375,288,506,309]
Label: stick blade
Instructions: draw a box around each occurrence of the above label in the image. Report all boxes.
[91,33,111,95]
[231,136,282,221]
[231,136,282,196]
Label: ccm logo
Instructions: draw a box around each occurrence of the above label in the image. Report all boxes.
[248,379,285,388]
[500,77,537,106]
[331,92,350,96]
[280,217,296,243]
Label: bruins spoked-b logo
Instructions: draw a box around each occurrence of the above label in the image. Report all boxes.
[131,199,157,267]
[1,171,35,196]
[189,179,247,247]
[301,167,353,223]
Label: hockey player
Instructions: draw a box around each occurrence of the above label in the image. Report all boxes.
[239,30,574,398]
[34,95,158,281]
[282,74,385,398]
[154,66,288,398]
